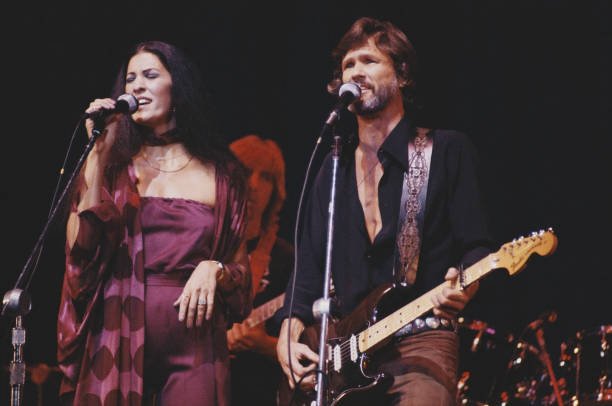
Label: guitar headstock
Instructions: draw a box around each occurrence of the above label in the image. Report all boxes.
[494,228,558,276]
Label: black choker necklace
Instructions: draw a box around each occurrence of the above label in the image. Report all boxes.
[142,128,181,146]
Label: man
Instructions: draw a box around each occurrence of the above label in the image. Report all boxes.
[228,135,294,405]
[275,17,494,405]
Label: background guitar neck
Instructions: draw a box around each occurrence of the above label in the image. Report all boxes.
[244,293,286,328]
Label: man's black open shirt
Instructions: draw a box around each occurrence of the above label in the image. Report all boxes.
[276,116,494,326]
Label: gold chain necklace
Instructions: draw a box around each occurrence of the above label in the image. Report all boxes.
[142,153,194,173]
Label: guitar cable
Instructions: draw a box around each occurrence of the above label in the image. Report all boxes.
[14,114,84,292]
[290,368,326,406]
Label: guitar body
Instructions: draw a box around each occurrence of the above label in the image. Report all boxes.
[278,283,417,406]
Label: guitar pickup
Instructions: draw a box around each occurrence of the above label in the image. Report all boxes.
[349,334,358,362]
[333,344,342,372]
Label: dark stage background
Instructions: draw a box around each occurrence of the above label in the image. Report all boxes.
[1,1,610,404]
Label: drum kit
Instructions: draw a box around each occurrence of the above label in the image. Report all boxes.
[457,314,612,405]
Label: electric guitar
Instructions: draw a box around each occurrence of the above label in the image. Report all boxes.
[227,292,285,358]
[278,229,558,406]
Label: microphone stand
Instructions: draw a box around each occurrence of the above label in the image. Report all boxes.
[1,122,104,406]
[311,115,342,406]
[535,327,563,406]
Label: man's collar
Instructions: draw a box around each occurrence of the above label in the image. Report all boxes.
[379,116,415,171]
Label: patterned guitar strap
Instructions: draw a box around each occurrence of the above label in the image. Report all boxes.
[394,127,433,286]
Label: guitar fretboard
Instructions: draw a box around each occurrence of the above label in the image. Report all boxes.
[245,293,286,328]
[358,254,497,352]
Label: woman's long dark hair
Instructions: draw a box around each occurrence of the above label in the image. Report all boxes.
[64,41,244,218]
[107,40,235,169]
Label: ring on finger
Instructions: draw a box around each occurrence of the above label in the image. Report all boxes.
[197,297,207,306]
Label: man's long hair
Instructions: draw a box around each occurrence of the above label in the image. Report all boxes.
[230,135,286,293]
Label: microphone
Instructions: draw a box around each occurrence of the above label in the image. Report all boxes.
[325,82,361,125]
[83,94,139,120]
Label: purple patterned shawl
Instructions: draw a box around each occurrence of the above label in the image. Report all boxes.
[57,161,249,405]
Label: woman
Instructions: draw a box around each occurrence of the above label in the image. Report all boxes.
[56,41,251,405]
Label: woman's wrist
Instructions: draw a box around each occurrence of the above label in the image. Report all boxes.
[213,260,225,281]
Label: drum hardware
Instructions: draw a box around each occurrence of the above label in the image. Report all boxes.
[457,371,471,404]
[559,340,581,405]
[456,316,612,405]
[456,318,512,405]
[559,324,612,404]
[494,311,569,405]
[509,339,540,367]
[535,327,564,406]
[594,325,612,402]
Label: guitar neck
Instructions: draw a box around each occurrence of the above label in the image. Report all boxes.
[358,253,497,352]
[244,293,286,328]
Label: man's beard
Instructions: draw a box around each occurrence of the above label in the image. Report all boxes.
[352,78,401,116]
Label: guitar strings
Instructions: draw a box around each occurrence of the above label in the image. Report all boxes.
[336,339,356,361]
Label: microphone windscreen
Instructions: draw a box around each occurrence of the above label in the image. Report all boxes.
[116,94,139,114]
[338,82,361,100]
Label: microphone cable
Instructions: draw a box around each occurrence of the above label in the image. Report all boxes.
[285,129,325,389]
[17,114,86,291]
